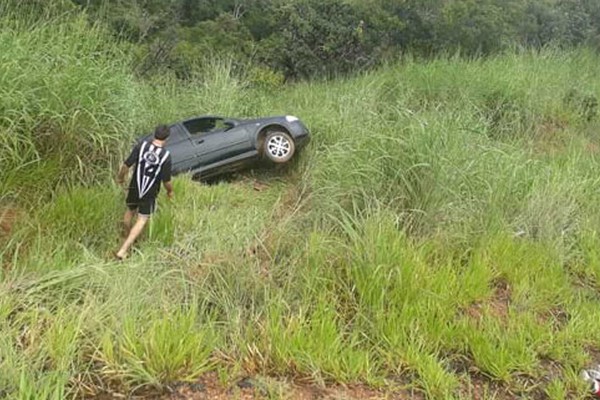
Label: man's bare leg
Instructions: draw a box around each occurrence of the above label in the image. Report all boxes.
[123,209,137,232]
[116,215,149,259]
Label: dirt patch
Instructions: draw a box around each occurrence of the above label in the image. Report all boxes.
[530,118,569,155]
[449,355,563,400]
[85,373,407,400]
[447,354,473,375]
[462,301,484,320]
[586,141,600,154]
[585,345,600,365]
[448,355,515,399]
[0,206,20,237]
[457,372,512,400]
[539,357,562,382]
[252,181,270,192]
[0,204,29,270]
[462,277,511,324]
[539,306,570,331]
[489,277,511,321]
[564,260,600,294]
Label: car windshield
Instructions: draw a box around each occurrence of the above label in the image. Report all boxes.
[183,118,230,135]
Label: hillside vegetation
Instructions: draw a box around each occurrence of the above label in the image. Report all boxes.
[21,0,600,79]
[3,5,600,400]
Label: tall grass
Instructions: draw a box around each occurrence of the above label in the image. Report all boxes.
[3,3,600,399]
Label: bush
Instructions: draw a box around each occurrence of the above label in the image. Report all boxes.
[245,65,284,89]
[564,88,598,122]
[0,9,139,197]
[260,0,372,79]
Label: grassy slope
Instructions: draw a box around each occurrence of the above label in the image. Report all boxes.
[3,7,600,400]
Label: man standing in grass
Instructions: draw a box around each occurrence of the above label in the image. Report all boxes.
[115,125,174,260]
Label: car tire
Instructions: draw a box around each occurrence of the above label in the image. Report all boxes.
[262,130,295,163]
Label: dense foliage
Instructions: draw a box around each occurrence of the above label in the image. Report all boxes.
[68,0,600,79]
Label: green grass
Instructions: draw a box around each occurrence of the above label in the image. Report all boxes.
[3,4,600,400]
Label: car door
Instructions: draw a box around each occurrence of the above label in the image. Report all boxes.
[195,126,252,167]
[164,124,198,173]
[182,117,251,168]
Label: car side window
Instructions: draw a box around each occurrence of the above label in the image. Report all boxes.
[213,120,230,131]
[183,118,215,135]
[183,118,230,136]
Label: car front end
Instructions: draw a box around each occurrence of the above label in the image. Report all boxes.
[284,115,311,149]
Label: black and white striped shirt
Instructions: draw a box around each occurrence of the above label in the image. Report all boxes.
[125,141,172,199]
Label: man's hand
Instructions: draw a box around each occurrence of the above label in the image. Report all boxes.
[164,181,174,201]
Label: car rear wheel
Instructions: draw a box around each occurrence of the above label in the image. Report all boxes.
[263,130,295,163]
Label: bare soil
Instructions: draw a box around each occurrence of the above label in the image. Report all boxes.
[87,373,414,399]
[0,206,19,237]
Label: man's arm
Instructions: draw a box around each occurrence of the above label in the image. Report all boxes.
[162,156,174,199]
[117,143,140,185]
[163,181,174,199]
[116,164,129,185]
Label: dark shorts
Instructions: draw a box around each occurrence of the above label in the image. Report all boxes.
[126,188,156,216]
